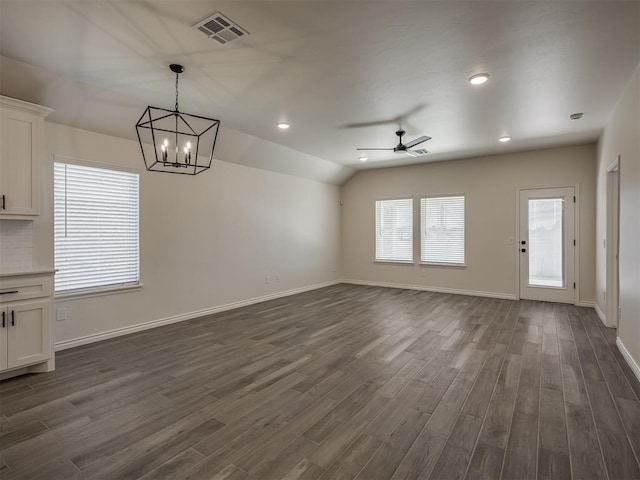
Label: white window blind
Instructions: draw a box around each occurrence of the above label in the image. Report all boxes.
[421,195,465,265]
[54,161,139,293]
[375,198,413,262]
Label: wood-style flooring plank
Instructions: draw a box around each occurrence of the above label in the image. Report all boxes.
[0,285,638,480]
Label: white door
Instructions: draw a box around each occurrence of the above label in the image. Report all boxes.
[606,161,620,327]
[519,187,575,303]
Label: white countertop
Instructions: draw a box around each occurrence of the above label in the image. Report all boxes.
[0,268,56,278]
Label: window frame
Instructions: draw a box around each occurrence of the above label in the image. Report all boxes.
[53,155,142,299]
[420,193,466,268]
[374,196,415,265]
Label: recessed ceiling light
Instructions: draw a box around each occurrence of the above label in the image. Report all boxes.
[498,136,511,143]
[359,155,368,162]
[277,122,290,130]
[570,113,583,120]
[469,73,490,85]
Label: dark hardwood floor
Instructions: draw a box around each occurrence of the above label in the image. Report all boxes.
[1,284,639,480]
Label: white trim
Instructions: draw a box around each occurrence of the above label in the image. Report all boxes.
[576,301,612,326]
[575,183,581,305]
[0,95,53,117]
[55,283,143,301]
[592,302,609,326]
[420,262,467,268]
[54,280,340,351]
[341,279,517,300]
[576,301,596,307]
[54,154,140,174]
[515,187,521,300]
[616,338,640,384]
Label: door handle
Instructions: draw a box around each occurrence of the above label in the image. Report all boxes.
[521,248,527,253]
[1,311,4,328]
[0,290,19,295]
[11,310,15,326]
[521,240,527,245]
[1,194,5,210]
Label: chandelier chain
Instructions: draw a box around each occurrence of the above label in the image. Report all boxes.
[175,71,179,112]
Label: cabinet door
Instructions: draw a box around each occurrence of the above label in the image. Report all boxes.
[0,309,7,371]
[0,108,40,216]
[6,300,51,369]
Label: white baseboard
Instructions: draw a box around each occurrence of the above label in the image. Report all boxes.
[593,303,609,326]
[616,337,640,384]
[576,301,612,328]
[576,301,595,307]
[55,280,341,351]
[341,279,517,300]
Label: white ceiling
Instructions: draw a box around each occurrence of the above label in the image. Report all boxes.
[1,1,639,181]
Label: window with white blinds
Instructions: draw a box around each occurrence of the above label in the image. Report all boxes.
[375,198,413,262]
[54,160,139,293]
[421,195,465,265]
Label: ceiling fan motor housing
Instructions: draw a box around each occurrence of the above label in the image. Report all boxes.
[395,129,407,152]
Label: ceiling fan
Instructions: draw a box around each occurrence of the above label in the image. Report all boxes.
[357,129,432,157]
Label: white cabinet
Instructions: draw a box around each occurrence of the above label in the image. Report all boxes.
[0,272,54,376]
[0,96,52,218]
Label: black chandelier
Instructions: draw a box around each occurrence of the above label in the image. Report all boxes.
[136,64,221,175]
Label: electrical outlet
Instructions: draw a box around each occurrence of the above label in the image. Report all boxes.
[265,275,270,285]
[420,268,426,277]
[56,308,67,321]
[275,274,280,283]
[508,237,514,245]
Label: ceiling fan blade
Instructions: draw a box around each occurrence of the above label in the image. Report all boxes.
[404,135,432,149]
[356,148,394,151]
[342,119,399,129]
[340,104,426,129]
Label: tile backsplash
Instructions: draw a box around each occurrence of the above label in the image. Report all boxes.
[0,220,34,271]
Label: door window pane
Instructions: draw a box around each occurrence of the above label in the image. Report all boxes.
[528,198,564,287]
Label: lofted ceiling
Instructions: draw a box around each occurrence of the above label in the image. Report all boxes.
[1,1,639,182]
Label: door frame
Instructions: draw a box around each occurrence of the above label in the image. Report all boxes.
[605,157,620,327]
[515,184,580,304]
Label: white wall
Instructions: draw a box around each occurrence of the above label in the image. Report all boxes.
[41,123,341,346]
[342,144,596,302]
[596,64,640,373]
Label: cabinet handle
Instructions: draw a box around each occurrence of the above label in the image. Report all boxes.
[1,194,5,210]
[1,311,4,328]
[11,310,15,326]
[0,291,19,295]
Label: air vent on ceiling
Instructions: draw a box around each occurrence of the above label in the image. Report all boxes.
[412,149,429,156]
[193,12,250,45]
